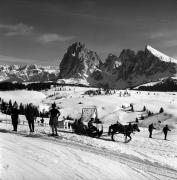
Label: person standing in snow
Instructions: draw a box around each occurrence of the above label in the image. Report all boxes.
[163,125,171,140]
[49,103,60,136]
[25,103,37,133]
[148,123,156,138]
[11,103,19,131]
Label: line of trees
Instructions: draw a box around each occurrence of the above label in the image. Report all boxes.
[0,82,51,91]
[137,78,177,92]
[0,82,90,91]
[0,97,40,117]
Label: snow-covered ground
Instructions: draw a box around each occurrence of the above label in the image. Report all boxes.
[0,90,46,105]
[0,123,177,180]
[0,130,157,180]
[0,87,177,179]
[43,87,177,129]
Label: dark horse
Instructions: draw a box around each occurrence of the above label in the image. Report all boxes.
[108,122,140,142]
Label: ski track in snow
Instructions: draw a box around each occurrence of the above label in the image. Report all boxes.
[0,131,152,180]
[1,88,177,179]
[0,127,177,180]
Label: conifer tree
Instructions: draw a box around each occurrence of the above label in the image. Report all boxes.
[9,100,12,109]
[13,101,18,108]
[19,103,25,115]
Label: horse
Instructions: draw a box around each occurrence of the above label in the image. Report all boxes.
[108,122,140,142]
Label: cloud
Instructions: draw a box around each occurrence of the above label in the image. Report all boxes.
[0,23,75,44]
[0,23,33,36]
[37,33,75,43]
[161,39,177,47]
[149,32,170,39]
[0,54,37,64]
[146,29,177,40]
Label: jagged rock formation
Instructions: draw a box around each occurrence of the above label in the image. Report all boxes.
[117,46,176,80]
[0,64,59,83]
[58,42,177,89]
[1,43,176,89]
[59,42,102,79]
[100,54,121,74]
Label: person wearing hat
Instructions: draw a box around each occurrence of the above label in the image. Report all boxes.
[49,103,60,136]
[148,123,156,138]
[11,102,19,131]
[163,125,171,140]
[25,103,37,133]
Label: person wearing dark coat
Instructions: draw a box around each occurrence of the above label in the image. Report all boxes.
[25,103,37,132]
[88,118,94,129]
[49,103,60,136]
[11,104,19,131]
[163,125,171,140]
[148,123,156,138]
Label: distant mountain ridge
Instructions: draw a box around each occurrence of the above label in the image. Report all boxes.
[0,64,59,82]
[58,42,177,88]
[1,42,177,89]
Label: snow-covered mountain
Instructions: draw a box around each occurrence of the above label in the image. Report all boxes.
[58,42,177,88]
[1,43,176,88]
[0,64,59,83]
[146,45,177,63]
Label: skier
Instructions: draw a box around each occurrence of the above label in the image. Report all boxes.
[25,103,37,133]
[148,123,156,138]
[49,103,60,136]
[11,103,19,131]
[163,125,171,140]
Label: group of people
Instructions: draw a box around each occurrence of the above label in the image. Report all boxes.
[10,102,60,136]
[10,103,172,140]
[148,123,171,140]
[11,103,39,132]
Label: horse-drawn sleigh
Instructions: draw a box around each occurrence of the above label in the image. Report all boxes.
[71,107,103,138]
[70,107,140,142]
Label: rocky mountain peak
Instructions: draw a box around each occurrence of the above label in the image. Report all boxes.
[59,42,102,79]
[119,49,136,66]
[117,45,177,81]
[58,43,177,89]
[145,45,177,63]
[101,54,120,73]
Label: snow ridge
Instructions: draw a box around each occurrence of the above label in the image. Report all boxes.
[146,45,177,63]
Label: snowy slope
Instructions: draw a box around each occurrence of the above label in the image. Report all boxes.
[146,45,177,63]
[0,132,155,180]
[1,88,177,179]
[43,87,177,128]
[0,90,46,105]
[0,124,177,180]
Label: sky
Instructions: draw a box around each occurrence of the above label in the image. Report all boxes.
[0,0,177,66]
